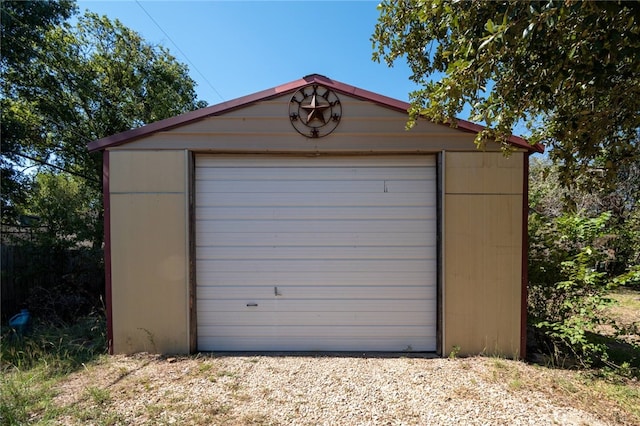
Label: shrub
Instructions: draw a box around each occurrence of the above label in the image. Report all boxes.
[529,212,627,366]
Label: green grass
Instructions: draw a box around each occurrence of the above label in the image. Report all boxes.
[0,314,107,425]
[610,288,640,311]
[600,288,640,376]
[85,386,111,405]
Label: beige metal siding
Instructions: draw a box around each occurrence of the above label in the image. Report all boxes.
[109,150,190,354]
[112,95,501,153]
[195,155,437,351]
[443,152,523,357]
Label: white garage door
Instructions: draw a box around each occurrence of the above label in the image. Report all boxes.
[195,155,437,352]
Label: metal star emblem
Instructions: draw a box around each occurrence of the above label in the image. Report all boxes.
[300,94,330,124]
[289,84,342,138]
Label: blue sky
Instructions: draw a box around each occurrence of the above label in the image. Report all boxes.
[76,1,426,108]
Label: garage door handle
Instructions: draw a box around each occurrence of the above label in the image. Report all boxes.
[246,303,258,307]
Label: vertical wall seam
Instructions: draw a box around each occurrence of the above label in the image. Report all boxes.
[184,149,191,353]
[440,150,446,356]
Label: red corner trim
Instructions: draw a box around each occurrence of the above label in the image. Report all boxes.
[103,150,113,354]
[87,74,544,154]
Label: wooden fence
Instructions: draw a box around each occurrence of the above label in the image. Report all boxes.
[1,244,104,322]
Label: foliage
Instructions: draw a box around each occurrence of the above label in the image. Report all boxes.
[372,0,640,184]
[529,158,640,275]
[0,0,76,224]
[27,276,105,327]
[16,172,100,248]
[0,0,76,71]
[529,211,614,366]
[528,159,640,367]
[1,4,206,247]
[0,314,106,424]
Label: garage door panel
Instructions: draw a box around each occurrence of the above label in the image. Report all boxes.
[202,179,403,193]
[196,219,436,233]
[196,232,436,247]
[196,271,433,286]
[198,310,435,326]
[197,259,436,273]
[195,155,437,352]
[196,192,434,207]
[197,155,436,168]
[199,325,434,339]
[197,285,435,300]
[196,245,436,260]
[200,179,432,194]
[196,299,434,313]
[196,206,433,220]
[197,166,434,181]
[197,336,435,352]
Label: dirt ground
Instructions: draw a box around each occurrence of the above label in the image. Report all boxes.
[49,288,640,425]
[48,353,638,425]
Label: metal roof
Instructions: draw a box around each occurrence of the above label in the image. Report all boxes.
[87,73,544,153]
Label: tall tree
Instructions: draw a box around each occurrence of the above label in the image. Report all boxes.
[0,0,76,69]
[372,0,640,185]
[1,7,206,245]
[1,0,77,222]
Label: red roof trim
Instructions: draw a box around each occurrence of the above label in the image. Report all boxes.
[87,74,544,153]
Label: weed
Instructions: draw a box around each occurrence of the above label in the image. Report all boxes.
[0,314,106,424]
[198,361,214,374]
[449,345,461,359]
[553,376,579,394]
[226,381,241,392]
[508,371,523,390]
[75,406,123,425]
[167,393,184,404]
[242,413,274,425]
[595,380,640,419]
[508,378,523,390]
[0,372,46,424]
[217,369,237,378]
[145,403,163,417]
[492,359,507,369]
[234,392,251,402]
[86,385,111,405]
[452,384,480,400]
[208,403,232,416]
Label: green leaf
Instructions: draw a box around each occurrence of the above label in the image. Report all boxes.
[485,18,495,34]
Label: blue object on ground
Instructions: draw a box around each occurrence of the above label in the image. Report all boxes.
[9,309,31,335]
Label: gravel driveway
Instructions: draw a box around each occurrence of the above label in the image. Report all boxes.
[54,353,633,425]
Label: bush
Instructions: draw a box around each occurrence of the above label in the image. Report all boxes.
[529,211,616,366]
[527,159,640,368]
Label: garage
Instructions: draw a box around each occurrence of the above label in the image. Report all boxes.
[88,73,543,357]
[195,155,437,351]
